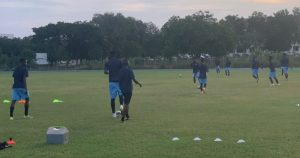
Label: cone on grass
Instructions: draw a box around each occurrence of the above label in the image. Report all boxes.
[53,99,63,103]
[7,138,15,145]
[18,100,26,104]
[3,100,11,104]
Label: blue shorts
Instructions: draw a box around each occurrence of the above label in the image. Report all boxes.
[11,88,29,101]
[109,82,122,99]
[269,72,276,78]
[198,78,207,84]
[225,67,231,71]
[193,72,199,78]
[252,69,259,76]
[282,67,288,74]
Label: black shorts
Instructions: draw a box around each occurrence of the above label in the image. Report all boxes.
[123,93,132,105]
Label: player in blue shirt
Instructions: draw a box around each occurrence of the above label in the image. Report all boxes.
[268,56,279,86]
[225,58,231,77]
[191,60,199,85]
[198,58,208,94]
[9,58,32,120]
[118,59,142,122]
[280,53,289,80]
[104,51,124,118]
[251,57,259,83]
[215,59,221,74]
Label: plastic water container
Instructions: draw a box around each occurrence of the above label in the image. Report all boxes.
[46,126,69,144]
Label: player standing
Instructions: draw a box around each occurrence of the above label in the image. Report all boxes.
[225,58,231,77]
[10,58,33,120]
[215,58,221,74]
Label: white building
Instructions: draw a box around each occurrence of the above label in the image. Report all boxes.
[290,42,300,54]
[0,34,14,39]
[36,53,49,65]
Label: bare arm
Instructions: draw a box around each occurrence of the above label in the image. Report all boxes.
[24,78,27,90]
[24,69,28,90]
[104,63,109,74]
[133,78,142,87]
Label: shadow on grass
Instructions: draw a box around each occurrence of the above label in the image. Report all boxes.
[31,142,67,150]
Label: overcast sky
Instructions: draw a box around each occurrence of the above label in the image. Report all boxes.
[0,0,298,38]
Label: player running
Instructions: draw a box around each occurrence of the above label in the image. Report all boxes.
[251,57,259,83]
[198,58,209,94]
[118,59,142,122]
[191,60,199,85]
[104,51,124,118]
[280,53,289,80]
[268,56,280,86]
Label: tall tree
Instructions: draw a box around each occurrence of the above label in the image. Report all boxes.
[264,9,298,51]
[161,11,236,58]
[247,11,268,49]
[220,15,248,52]
[92,13,148,58]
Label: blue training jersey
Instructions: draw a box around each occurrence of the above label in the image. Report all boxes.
[281,57,289,67]
[198,63,208,79]
[191,62,199,73]
[252,60,259,69]
[225,60,231,67]
[12,65,28,89]
[269,61,276,72]
[104,57,122,82]
[118,66,135,94]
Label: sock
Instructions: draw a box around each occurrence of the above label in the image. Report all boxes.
[200,84,203,91]
[269,77,274,84]
[10,106,14,117]
[274,78,279,84]
[204,84,207,88]
[25,104,29,116]
[124,105,129,118]
[125,105,129,120]
[119,95,124,105]
[111,99,115,113]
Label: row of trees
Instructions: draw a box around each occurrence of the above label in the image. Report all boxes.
[222,8,300,52]
[0,8,299,68]
[0,37,35,68]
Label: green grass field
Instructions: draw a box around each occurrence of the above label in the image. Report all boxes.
[0,69,300,158]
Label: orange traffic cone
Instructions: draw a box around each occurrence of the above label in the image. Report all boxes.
[7,138,15,145]
[18,100,26,104]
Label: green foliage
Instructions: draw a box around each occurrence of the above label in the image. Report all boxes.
[222,8,300,52]
[161,11,235,58]
[0,8,300,69]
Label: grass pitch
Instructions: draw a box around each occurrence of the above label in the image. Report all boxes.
[0,69,300,158]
